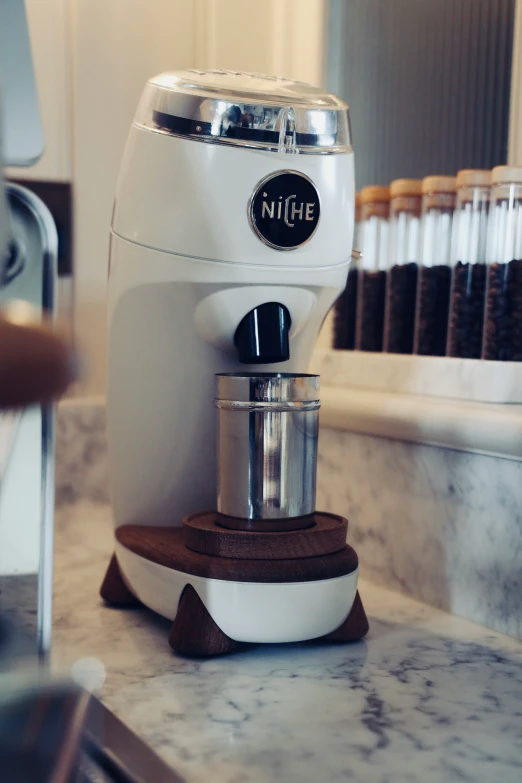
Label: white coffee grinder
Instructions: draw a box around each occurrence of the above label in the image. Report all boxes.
[101,70,368,655]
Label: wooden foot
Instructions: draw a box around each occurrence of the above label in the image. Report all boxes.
[168,585,239,657]
[100,554,140,607]
[321,591,369,643]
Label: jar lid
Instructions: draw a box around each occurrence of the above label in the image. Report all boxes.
[134,70,351,154]
[491,165,522,185]
[422,176,457,194]
[360,185,390,204]
[390,179,422,198]
[456,169,491,188]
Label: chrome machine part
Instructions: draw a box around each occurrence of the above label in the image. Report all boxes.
[134,69,351,154]
[0,87,10,282]
[0,675,183,783]
[215,373,320,520]
[0,184,58,661]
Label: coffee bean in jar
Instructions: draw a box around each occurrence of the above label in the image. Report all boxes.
[383,179,422,354]
[333,193,361,350]
[447,170,490,359]
[333,267,358,350]
[385,263,418,353]
[416,265,452,355]
[448,261,487,357]
[358,268,386,351]
[414,176,456,356]
[483,166,522,361]
[355,185,389,352]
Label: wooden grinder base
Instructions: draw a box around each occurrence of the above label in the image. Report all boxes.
[101,510,369,657]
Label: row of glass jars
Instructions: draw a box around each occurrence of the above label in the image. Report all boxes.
[333,165,522,361]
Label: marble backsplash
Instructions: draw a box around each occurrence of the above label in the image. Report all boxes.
[56,400,109,505]
[56,400,522,641]
[317,427,522,641]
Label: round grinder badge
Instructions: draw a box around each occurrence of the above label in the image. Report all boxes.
[248,171,321,250]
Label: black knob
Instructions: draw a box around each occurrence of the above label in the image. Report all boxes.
[234,302,291,364]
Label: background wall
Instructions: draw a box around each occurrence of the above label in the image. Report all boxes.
[11,0,522,391]
[14,0,326,395]
[72,0,325,394]
[70,0,197,394]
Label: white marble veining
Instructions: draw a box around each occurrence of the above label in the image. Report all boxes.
[56,398,108,505]
[317,427,522,641]
[53,502,522,783]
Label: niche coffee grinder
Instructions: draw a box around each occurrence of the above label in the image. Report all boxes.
[101,70,368,655]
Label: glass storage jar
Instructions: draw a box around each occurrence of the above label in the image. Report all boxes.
[447,170,490,358]
[414,176,456,356]
[483,166,522,361]
[355,185,389,352]
[383,179,421,354]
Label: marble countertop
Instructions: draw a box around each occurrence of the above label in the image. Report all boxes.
[311,350,522,460]
[53,502,522,783]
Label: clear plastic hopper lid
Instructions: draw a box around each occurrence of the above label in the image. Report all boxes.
[134,70,352,154]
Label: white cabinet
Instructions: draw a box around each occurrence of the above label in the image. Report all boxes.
[70,0,198,394]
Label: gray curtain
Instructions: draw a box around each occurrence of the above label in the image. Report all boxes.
[327,0,515,189]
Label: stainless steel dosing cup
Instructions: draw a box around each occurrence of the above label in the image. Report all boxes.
[215,373,320,520]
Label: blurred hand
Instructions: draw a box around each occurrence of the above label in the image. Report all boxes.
[0,310,78,410]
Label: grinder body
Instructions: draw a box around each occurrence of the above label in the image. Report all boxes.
[107,71,355,533]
